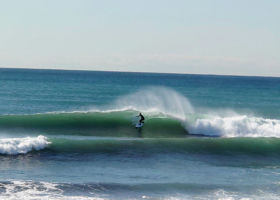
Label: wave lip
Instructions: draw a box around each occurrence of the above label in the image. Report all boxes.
[0,135,50,155]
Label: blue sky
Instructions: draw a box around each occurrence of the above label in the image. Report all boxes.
[0,0,279,76]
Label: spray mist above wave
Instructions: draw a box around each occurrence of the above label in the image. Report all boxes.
[113,87,194,119]
[0,135,50,155]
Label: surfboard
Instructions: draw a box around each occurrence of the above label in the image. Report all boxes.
[136,122,144,128]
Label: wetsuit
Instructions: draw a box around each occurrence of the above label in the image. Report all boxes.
[139,114,145,124]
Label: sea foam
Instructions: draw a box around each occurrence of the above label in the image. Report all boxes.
[189,115,280,138]
[0,135,50,155]
[0,181,106,200]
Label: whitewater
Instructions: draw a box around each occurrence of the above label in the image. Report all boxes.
[1,69,280,200]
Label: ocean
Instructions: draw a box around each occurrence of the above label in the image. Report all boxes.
[0,68,280,200]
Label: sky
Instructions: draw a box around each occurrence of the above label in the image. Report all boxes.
[0,0,279,76]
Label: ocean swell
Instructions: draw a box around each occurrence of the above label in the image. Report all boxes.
[47,137,280,155]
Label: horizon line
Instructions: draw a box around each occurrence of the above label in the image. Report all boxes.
[1,66,279,79]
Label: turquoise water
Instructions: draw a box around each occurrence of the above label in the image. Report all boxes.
[1,68,280,199]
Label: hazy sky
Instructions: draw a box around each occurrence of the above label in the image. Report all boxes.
[1,0,279,76]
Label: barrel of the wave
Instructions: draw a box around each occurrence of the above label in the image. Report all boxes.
[0,111,188,138]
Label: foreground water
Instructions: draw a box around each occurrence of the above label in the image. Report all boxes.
[0,68,280,199]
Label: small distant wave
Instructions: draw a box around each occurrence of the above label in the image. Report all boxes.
[0,135,50,155]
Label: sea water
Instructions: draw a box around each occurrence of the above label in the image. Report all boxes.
[0,68,280,199]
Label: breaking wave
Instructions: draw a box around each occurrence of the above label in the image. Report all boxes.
[189,115,280,138]
[0,135,50,155]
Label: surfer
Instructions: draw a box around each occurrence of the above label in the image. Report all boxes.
[137,113,145,124]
